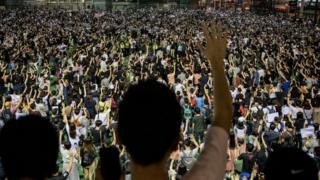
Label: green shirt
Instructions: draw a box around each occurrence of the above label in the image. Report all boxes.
[193,115,205,133]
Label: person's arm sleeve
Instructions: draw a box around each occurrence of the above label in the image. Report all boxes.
[183,126,228,180]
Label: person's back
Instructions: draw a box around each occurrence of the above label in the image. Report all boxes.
[90,120,103,148]
[238,143,256,174]
[99,146,123,180]
[192,108,205,133]
[0,115,59,179]
[295,112,305,132]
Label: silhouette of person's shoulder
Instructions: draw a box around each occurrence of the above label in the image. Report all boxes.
[0,115,59,179]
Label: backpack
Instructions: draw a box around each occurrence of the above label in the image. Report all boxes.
[183,106,192,121]
[2,109,14,124]
[81,150,96,167]
[252,109,264,120]
[267,106,276,114]
[257,109,264,119]
[181,151,196,171]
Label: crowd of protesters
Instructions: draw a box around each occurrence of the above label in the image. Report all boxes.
[0,6,320,180]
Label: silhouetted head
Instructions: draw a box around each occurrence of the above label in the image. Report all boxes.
[118,80,182,166]
[246,143,254,153]
[265,147,318,180]
[194,107,201,115]
[269,122,277,131]
[0,115,59,179]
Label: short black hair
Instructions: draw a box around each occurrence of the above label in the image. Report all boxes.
[270,123,276,131]
[0,115,59,179]
[246,143,254,152]
[118,80,182,166]
[194,107,201,114]
[265,147,318,180]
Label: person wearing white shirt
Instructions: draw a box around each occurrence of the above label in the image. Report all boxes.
[100,60,108,73]
[290,105,302,119]
[174,80,185,95]
[94,108,111,126]
[282,105,291,116]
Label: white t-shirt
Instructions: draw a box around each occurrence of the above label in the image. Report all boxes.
[303,109,313,120]
[290,106,303,119]
[66,123,80,150]
[282,105,291,116]
[174,83,185,95]
[15,111,27,120]
[264,105,276,115]
[100,60,108,73]
[95,109,111,126]
[234,126,246,139]
[258,69,265,77]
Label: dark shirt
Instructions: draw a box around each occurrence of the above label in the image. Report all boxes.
[48,172,68,180]
[238,152,256,173]
[91,127,102,147]
[255,148,267,173]
[193,115,205,133]
[84,98,96,117]
[295,118,305,132]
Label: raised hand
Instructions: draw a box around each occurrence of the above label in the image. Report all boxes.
[201,22,227,68]
[199,21,232,132]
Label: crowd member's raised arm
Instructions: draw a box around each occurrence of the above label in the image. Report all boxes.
[84,60,93,76]
[184,23,232,180]
[24,73,29,86]
[299,69,308,80]
[83,84,87,97]
[201,23,232,131]
[1,96,5,111]
[245,97,255,119]
[204,86,212,108]
[277,64,287,81]
[62,102,72,136]
[77,99,83,109]
[169,159,176,180]
[1,64,7,71]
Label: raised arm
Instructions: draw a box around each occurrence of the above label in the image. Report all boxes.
[62,102,69,125]
[202,23,232,131]
[1,96,5,111]
[184,23,232,180]
[83,84,87,97]
[204,86,212,108]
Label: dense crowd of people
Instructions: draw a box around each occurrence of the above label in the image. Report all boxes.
[0,6,320,180]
